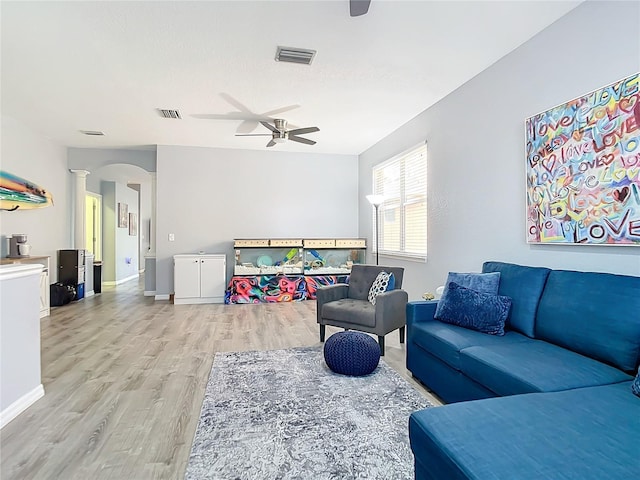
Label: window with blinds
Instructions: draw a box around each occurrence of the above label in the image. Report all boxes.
[372,143,427,258]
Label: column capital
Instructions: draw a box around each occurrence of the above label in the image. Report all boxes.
[69,169,90,177]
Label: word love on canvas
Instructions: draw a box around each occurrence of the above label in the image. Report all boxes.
[525,72,640,245]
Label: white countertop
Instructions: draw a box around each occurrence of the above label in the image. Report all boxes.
[0,263,43,281]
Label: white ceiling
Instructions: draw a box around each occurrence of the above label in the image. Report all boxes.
[1,1,582,155]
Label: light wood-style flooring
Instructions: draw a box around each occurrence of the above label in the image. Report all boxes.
[1,277,440,480]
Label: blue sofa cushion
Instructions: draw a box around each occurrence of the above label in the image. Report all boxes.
[435,282,511,336]
[409,382,640,480]
[633,368,640,398]
[482,261,550,337]
[411,320,530,371]
[536,270,640,373]
[460,340,633,396]
[441,271,500,297]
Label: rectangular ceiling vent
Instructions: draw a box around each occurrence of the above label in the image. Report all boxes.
[157,108,182,119]
[80,130,105,136]
[275,46,316,65]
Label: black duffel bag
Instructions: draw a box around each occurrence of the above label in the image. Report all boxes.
[50,282,76,306]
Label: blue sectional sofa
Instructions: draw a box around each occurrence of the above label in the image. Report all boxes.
[407,261,640,479]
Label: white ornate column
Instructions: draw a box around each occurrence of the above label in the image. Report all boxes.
[144,172,157,297]
[69,169,90,250]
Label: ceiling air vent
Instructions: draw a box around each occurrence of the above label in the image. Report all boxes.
[80,130,105,136]
[157,109,182,119]
[275,46,316,65]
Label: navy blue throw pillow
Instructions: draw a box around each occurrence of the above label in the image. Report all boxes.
[632,368,640,398]
[434,282,512,336]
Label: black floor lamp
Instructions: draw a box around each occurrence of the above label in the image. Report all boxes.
[366,194,385,265]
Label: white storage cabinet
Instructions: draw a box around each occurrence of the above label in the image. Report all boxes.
[174,254,226,304]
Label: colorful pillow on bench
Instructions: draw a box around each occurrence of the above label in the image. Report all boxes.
[434,282,512,336]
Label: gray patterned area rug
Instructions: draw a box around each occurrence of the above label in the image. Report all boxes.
[185,346,432,480]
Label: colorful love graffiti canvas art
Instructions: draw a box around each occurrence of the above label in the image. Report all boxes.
[525,72,640,245]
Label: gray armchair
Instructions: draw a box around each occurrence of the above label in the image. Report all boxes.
[316,264,408,355]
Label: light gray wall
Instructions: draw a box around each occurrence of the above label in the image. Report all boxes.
[68,147,156,193]
[68,148,155,272]
[156,145,359,296]
[101,182,116,281]
[127,182,151,270]
[359,1,640,300]
[101,181,139,283]
[1,115,70,282]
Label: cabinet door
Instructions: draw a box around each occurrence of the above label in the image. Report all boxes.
[39,270,50,316]
[199,257,226,299]
[174,257,201,298]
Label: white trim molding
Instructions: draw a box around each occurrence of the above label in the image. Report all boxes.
[1,384,44,429]
[103,273,139,286]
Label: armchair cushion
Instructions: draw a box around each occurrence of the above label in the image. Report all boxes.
[367,271,395,305]
[322,299,376,327]
[346,265,404,300]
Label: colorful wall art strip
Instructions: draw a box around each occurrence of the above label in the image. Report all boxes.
[0,170,54,211]
[304,275,350,300]
[225,274,350,304]
[525,73,640,245]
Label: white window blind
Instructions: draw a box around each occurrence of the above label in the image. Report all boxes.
[372,143,427,258]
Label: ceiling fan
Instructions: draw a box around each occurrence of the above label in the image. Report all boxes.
[236,119,320,148]
[192,93,300,134]
[350,0,371,16]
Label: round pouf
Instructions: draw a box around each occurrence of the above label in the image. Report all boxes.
[323,331,381,376]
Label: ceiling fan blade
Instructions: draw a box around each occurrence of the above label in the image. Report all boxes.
[219,93,253,114]
[236,120,261,134]
[288,135,316,146]
[266,139,276,147]
[350,0,370,16]
[261,104,300,117]
[260,121,279,133]
[288,126,319,136]
[192,113,249,120]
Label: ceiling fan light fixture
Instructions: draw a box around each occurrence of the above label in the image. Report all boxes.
[272,137,287,144]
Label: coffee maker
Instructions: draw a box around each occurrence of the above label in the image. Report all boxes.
[8,234,31,258]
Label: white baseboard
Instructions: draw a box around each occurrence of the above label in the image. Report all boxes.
[155,294,170,301]
[1,384,45,429]
[144,290,156,297]
[103,273,140,286]
[85,290,95,297]
[174,297,225,305]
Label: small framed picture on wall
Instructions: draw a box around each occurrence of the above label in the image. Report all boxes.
[129,213,137,236]
[118,202,128,228]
